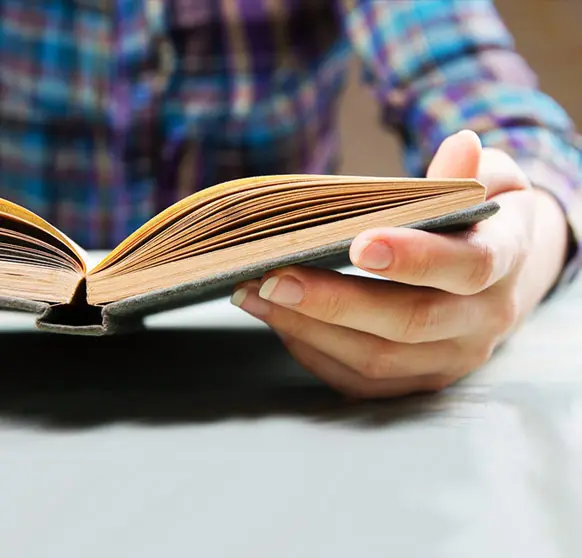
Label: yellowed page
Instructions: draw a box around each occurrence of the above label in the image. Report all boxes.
[0,199,87,271]
[90,174,324,273]
[90,175,481,274]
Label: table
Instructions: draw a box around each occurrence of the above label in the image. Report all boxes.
[0,266,581,558]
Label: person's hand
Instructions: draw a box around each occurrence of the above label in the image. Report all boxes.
[231,131,569,399]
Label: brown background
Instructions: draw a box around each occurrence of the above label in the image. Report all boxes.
[338,0,582,175]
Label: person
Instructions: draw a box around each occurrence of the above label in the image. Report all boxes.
[1,1,581,398]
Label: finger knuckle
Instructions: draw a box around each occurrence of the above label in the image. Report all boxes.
[467,241,496,293]
[491,291,520,333]
[466,341,496,371]
[513,241,529,270]
[320,289,350,324]
[499,298,520,333]
[400,296,439,342]
[406,245,434,281]
[505,228,529,273]
[359,348,397,380]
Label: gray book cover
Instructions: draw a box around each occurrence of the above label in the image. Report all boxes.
[0,201,499,336]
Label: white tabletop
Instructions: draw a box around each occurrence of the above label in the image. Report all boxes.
[0,264,581,558]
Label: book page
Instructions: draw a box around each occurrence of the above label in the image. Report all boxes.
[0,199,87,271]
[89,174,340,273]
[89,175,481,275]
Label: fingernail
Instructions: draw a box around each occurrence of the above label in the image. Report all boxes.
[354,240,393,270]
[259,275,304,306]
[230,287,271,317]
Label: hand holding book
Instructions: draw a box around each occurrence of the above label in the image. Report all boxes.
[230,131,570,398]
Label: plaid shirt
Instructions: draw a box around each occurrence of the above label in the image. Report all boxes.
[1,0,581,284]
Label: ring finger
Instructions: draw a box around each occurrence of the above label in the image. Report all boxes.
[233,285,463,380]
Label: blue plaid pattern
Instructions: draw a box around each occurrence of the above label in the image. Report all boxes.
[0,0,580,282]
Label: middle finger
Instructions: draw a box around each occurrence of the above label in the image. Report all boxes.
[250,267,483,343]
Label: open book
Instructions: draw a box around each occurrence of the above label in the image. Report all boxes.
[0,174,498,335]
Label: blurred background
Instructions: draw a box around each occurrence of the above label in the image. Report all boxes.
[339,0,582,175]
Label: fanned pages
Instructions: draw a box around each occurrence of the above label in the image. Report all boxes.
[0,174,498,333]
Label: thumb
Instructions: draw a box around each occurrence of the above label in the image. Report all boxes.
[427,130,482,179]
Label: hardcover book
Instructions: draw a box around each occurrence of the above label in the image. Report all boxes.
[0,174,498,335]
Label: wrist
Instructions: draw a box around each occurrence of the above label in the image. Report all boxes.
[512,156,582,295]
[516,187,570,315]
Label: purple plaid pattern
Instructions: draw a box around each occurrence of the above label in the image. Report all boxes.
[0,0,581,286]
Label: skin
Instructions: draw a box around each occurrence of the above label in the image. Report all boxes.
[231,130,569,399]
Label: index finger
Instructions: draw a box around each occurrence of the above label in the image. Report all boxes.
[349,190,534,295]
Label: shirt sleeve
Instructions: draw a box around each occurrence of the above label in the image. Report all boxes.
[336,0,582,291]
